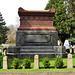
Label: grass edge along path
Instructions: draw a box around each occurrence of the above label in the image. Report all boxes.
[0,68,75,72]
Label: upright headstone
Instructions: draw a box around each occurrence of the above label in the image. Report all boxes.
[3,56,8,69]
[67,54,73,68]
[34,55,39,69]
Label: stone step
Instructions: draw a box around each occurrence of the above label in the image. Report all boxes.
[7,52,56,55]
[7,46,67,58]
[20,46,54,49]
[20,51,55,54]
[20,51,55,53]
[20,49,55,51]
[20,52,55,55]
[19,46,55,54]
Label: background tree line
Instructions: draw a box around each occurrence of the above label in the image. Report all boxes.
[0,12,9,45]
[45,0,75,45]
[0,12,19,44]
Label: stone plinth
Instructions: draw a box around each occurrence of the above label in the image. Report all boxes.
[54,46,67,58]
[3,56,8,69]
[16,30,58,46]
[34,55,39,69]
[67,54,73,68]
[7,46,67,58]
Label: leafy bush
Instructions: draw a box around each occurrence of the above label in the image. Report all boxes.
[68,36,75,44]
[12,58,19,69]
[23,57,31,69]
[0,52,2,56]
[54,57,64,68]
[0,60,1,68]
[42,57,50,68]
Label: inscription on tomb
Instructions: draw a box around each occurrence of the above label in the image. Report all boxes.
[24,34,51,43]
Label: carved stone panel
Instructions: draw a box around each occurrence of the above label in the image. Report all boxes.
[16,30,58,46]
[24,34,51,43]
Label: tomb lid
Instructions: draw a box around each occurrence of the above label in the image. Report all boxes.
[18,7,55,16]
[18,7,56,30]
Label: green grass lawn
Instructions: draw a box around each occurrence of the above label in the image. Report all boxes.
[0,68,75,72]
[8,44,16,46]
[0,45,3,50]
[0,54,75,72]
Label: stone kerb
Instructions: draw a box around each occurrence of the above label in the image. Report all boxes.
[34,55,39,69]
[3,56,8,69]
[67,54,73,68]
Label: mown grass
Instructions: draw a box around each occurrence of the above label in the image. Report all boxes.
[8,44,16,46]
[0,68,75,72]
[0,45,3,50]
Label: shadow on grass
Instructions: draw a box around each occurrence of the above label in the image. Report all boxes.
[63,65,67,68]
[39,67,54,69]
[39,66,67,69]
[72,54,75,58]
[73,66,75,68]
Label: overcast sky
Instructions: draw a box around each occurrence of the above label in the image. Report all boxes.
[0,0,48,26]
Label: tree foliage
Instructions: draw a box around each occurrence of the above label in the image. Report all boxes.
[6,25,17,44]
[0,12,9,44]
[45,0,74,45]
[68,0,75,36]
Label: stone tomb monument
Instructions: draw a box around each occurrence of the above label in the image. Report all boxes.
[7,7,67,58]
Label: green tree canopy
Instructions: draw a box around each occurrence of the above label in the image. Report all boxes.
[0,12,9,44]
[68,0,75,36]
[45,0,72,45]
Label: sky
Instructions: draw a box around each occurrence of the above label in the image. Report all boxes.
[0,0,48,26]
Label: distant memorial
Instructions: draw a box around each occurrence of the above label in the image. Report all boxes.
[7,7,67,58]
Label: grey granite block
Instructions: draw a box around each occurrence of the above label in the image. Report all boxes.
[7,46,67,58]
[16,30,58,46]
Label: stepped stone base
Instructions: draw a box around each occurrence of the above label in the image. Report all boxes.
[7,30,67,58]
[7,46,67,58]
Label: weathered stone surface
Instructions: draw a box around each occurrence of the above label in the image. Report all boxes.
[3,56,8,69]
[7,46,67,58]
[18,7,56,30]
[54,46,67,58]
[34,55,39,69]
[67,54,73,68]
[16,30,58,46]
